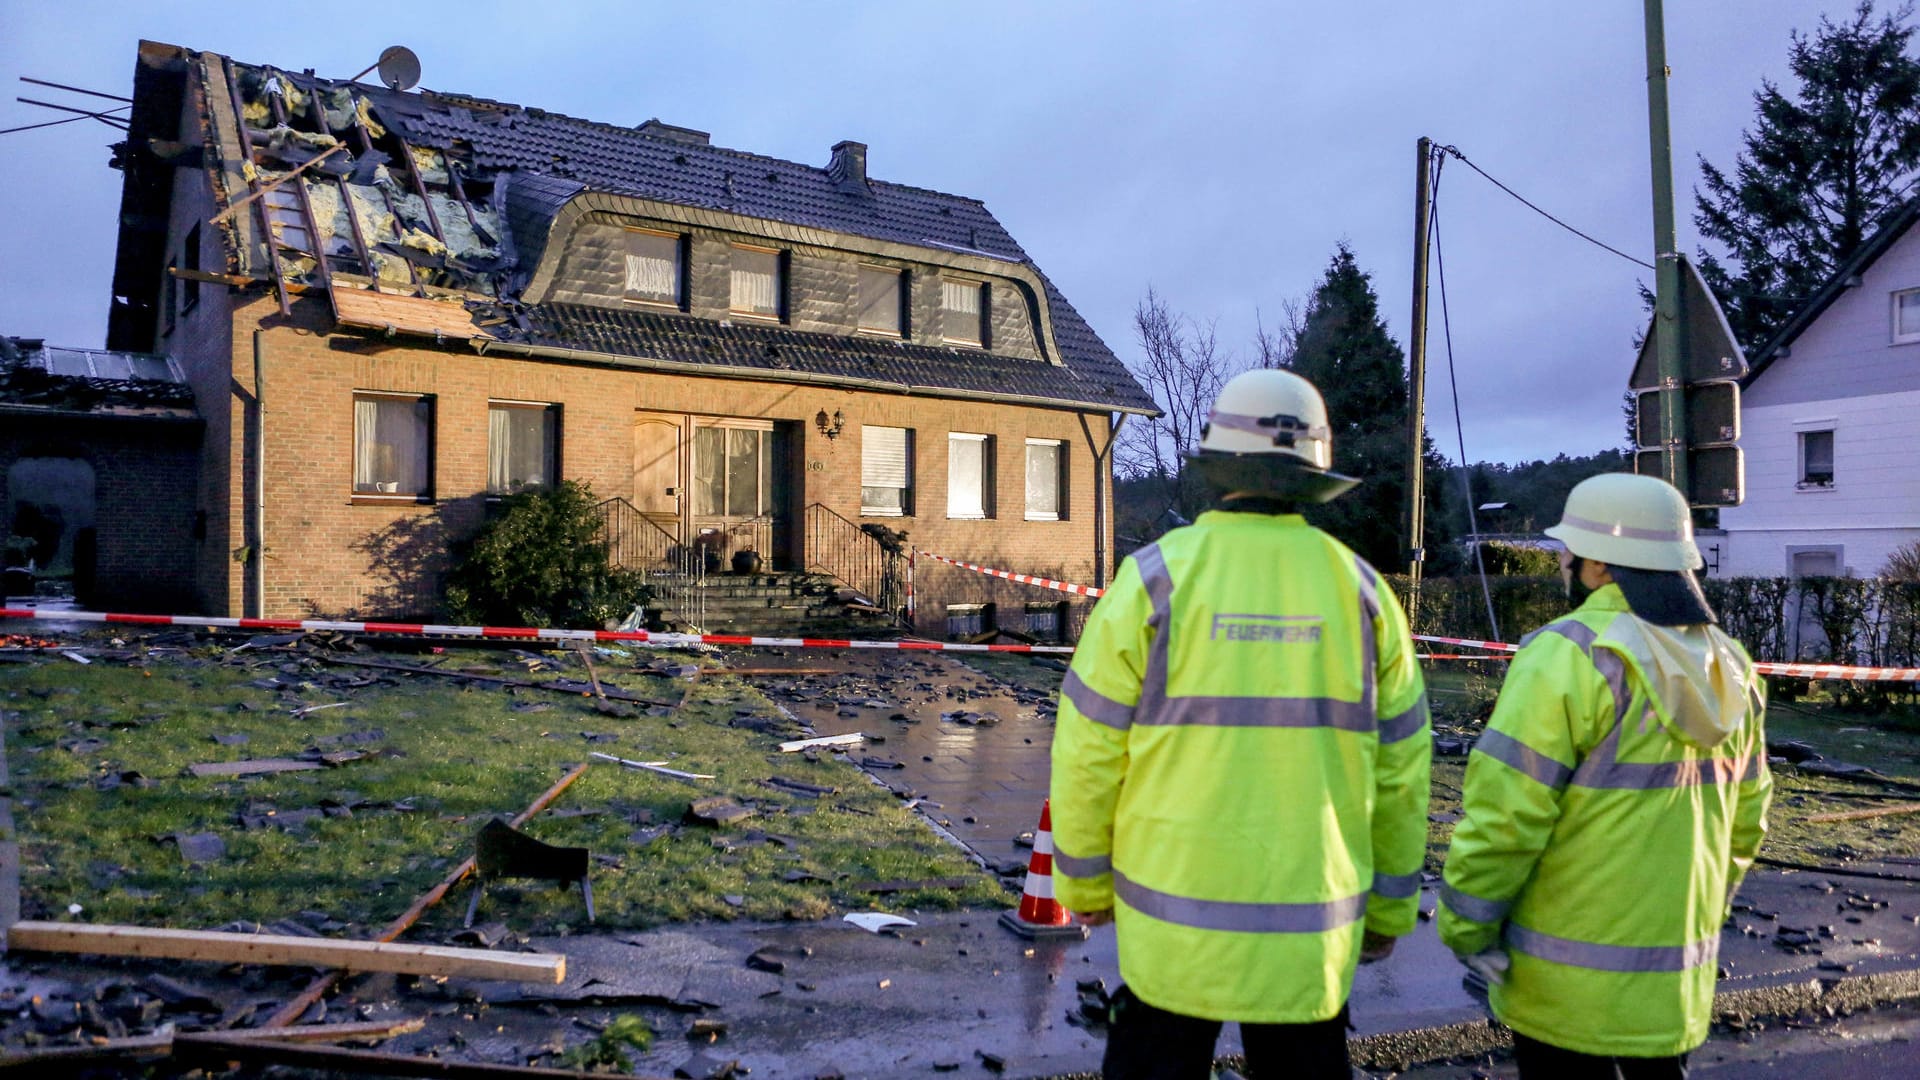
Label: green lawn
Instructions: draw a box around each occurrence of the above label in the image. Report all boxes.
[3,641,1003,936]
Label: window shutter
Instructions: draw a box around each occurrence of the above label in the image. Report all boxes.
[863,426,909,487]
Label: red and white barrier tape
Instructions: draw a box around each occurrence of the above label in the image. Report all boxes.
[8,607,1917,680]
[1415,632,1920,682]
[915,551,1105,598]
[0,608,1078,655]
[1414,634,1518,653]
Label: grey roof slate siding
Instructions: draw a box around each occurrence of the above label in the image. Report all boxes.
[518,302,1159,413]
[245,62,1149,413]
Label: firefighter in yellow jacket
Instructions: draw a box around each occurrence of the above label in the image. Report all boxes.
[1439,473,1772,1077]
[1050,369,1431,1079]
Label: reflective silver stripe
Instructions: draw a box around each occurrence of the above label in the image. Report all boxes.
[1505,923,1719,973]
[1524,618,1633,728]
[1135,543,1174,722]
[1380,695,1430,744]
[1136,695,1375,732]
[1557,512,1690,543]
[1061,669,1136,731]
[1355,556,1379,719]
[1440,882,1512,923]
[1474,729,1573,788]
[1115,871,1368,933]
[1371,870,1421,900]
[1577,752,1756,790]
[1741,753,1765,783]
[1053,849,1112,878]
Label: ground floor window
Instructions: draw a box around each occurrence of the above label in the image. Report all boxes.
[488,401,559,494]
[862,425,914,516]
[694,423,774,517]
[946,603,993,639]
[1025,439,1065,520]
[947,432,992,518]
[353,392,432,499]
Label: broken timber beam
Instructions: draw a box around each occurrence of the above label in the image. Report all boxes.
[1804,801,1920,824]
[6,922,563,983]
[264,762,590,1027]
[173,1033,666,1079]
[168,266,319,294]
[311,654,674,706]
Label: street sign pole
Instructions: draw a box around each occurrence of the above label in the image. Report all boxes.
[1644,0,1690,494]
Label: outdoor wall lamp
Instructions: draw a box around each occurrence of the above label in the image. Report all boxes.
[815,408,845,440]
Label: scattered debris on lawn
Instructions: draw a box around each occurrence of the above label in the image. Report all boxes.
[465,817,595,927]
[590,751,715,781]
[777,733,863,753]
[684,797,753,827]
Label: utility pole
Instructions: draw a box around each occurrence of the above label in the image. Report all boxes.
[1644,0,1690,492]
[1404,137,1433,611]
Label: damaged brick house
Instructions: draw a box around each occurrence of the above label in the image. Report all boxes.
[106,41,1155,632]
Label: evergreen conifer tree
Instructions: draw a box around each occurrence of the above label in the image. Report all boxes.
[1696,1,1920,351]
[1285,245,1448,568]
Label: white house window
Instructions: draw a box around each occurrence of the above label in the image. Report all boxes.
[693,423,773,517]
[859,265,905,336]
[353,392,432,499]
[942,278,986,346]
[624,229,682,307]
[1895,288,1920,343]
[861,425,913,516]
[487,402,559,494]
[1799,429,1835,488]
[730,245,784,319]
[1025,438,1065,520]
[947,432,992,519]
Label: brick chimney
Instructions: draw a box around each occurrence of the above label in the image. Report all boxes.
[828,140,870,194]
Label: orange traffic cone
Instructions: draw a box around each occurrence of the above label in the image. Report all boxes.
[999,799,1091,940]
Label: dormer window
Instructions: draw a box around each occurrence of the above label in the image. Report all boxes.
[624,229,683,308]
[859,266,906,337]
[943,278,987,347]
[731,244,785,320]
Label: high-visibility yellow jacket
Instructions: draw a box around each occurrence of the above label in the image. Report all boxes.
[1050,510,1431,1023]
[1438,584,1772,1058]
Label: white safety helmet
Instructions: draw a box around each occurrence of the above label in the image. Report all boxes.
[1544,473,1703,572]
[1197,369,1335,469]
[1188,369,1358,503]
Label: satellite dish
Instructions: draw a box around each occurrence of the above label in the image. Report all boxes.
[376,46,420,91]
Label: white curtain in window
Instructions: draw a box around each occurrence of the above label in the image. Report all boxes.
[489,406,554,493]
[625,232,678,301]
[860,267,902,333]
[1026,441,1061,519]
[731,249,780,315]
[693,426,726,516]
[942,279,979,315]
[862,426,911,514]
[948,434,986,518]
[354,397,428,494]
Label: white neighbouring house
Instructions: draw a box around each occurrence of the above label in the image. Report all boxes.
[1708,199,1920,582]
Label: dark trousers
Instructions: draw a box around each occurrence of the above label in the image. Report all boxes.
[1513,1031,1690,1080]
[1101,985,1351,1080]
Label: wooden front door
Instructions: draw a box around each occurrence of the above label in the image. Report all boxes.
[632,412,685,552]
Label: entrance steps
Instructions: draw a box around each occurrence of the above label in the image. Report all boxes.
[644,571,893,635]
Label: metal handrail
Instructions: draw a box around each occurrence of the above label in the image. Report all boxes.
[593,497,706,631]
[803,502,909,628]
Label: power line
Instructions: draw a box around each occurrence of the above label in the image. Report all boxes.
[1428,150,1502,643]
[1436,143,1655,271]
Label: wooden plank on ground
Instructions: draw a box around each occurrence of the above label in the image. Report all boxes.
[1804,801,1920,824]
[223,1016,427,1042]
[172,1032,653,1078]
[6,922,564,983]
[0,1032,174,1071]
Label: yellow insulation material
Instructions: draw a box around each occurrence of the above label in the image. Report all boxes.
[400,229,449,259]
[356,96,386,139]
[410,147,448,185]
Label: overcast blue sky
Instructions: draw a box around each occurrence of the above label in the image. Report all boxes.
[0,1,1854,463]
